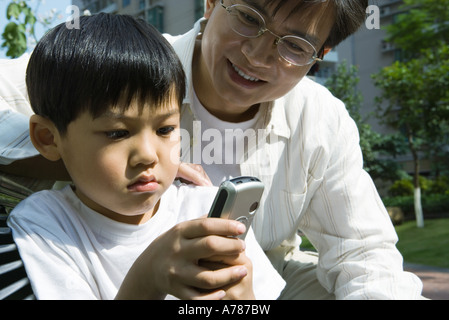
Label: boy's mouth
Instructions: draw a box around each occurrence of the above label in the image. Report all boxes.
[127,175,159,193]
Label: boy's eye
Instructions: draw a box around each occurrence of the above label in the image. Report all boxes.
[105,130,129,140]
[157,126,175,136]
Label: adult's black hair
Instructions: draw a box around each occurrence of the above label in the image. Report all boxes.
[26,13,186,134]
[236,0,369,49]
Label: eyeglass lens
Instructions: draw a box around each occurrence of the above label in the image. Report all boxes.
[225,3,317,66]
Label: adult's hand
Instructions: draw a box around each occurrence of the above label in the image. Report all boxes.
[176,162,212,186]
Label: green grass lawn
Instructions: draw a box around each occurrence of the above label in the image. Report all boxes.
[395,219,449,269]
[300,218,449,269]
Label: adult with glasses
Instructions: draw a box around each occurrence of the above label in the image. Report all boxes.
[167,0,423,299]
[0,0,423,299]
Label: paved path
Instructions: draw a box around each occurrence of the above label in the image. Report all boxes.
[405,264,449,300]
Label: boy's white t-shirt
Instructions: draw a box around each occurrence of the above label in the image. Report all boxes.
[8,184,285,300]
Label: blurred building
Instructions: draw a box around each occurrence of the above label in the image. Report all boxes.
[336,0,405,133]
[335,0,431,175]
[72,0,205,35]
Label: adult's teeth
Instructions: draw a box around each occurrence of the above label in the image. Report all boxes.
[232,64,260,82]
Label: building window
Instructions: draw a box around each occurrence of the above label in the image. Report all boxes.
[147,5,164,33]
[139,0,146,10]
[123,0,131,8]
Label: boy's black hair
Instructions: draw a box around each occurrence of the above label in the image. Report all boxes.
[26,13,186,134]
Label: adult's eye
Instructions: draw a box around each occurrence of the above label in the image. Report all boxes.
[236,9,259,26]
[284,40,306,53]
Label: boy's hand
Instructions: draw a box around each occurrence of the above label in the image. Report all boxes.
[117,218,250,300]
[200,253,255,300]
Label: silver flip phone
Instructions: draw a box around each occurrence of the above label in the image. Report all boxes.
[208,176,264,239]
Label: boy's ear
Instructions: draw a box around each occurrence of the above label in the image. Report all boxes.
[204,0,216,19]
[29,115,62,162]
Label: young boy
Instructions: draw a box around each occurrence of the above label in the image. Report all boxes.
[7,13,285,300]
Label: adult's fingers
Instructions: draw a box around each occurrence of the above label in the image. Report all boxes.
[177,162,212,186]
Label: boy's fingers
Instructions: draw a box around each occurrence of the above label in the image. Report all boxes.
[187,235,246,258]
[199,253,247,269]
[177,219,247,259]
[180,218,246,239]
[186,264,249,290]
[166,263,247,299]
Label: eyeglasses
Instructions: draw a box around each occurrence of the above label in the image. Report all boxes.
[220,0,323,66]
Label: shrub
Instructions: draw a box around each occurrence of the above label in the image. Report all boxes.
[388,176,448,196]
[429,176,449,195]
[423,194,449,214]
[419,176,432,193]
[383,194,449,217]
[389,179,414,196]
[383,196,414,215]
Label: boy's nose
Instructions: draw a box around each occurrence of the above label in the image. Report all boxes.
[130,135,159,168]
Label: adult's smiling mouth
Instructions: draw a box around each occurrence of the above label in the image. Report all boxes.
[231,63,261,82]
[227,60,267,87]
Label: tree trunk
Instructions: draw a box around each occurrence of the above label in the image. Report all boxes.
[414,187,424,228]
[408,130,425,228]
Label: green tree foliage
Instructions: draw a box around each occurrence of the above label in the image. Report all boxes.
[1,0,61,58]
[385,0,449,61]
[325,61,406,182]
[373,45,449,184]
[372,0,449,227]
[1,1,37,58]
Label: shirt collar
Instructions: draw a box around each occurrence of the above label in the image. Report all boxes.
[260,98,291,139]
[171,18,204,106]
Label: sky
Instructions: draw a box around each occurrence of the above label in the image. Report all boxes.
[0,0,71,58]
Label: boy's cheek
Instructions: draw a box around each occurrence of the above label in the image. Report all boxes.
[169,142,182,167]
